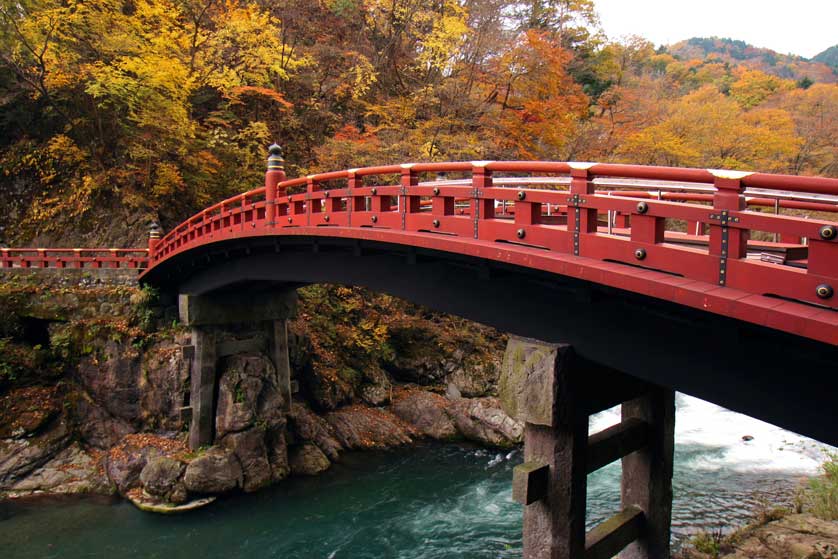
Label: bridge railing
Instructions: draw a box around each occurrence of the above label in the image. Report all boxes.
[0,248,149,269]
[149,161,838,311]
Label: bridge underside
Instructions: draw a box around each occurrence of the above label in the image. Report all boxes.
[143,235,838,446]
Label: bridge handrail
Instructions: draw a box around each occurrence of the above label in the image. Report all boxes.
[0,247,149,270]
[146,160,838,317]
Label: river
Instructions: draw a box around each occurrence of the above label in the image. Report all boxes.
[1,394,830,558]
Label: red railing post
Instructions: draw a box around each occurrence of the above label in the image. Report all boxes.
[265,144,286,227]
[472,162,494,239]
[306,176,319,226]
[568,163,596,255]
[348,170,363,228]
[709,170,749,286]
[401,164,419,230]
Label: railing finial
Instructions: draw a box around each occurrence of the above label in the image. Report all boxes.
[148,220,162,252]
[267,143,285,172]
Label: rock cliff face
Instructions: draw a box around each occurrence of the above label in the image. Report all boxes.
[0,271,520,509]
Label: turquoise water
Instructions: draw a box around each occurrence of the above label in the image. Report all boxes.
[1,395,829,559]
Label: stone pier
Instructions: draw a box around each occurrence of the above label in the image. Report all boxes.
[178,289,296,450]
[500,336,675,559]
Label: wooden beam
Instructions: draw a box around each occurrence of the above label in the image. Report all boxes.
[512,461,550,505]
[584,506,646,559]
[587,418,649,474]
[216,336,264,358]
[621,389,676,558]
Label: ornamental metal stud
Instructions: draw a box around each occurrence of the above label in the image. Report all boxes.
[636,201,648,214]
[635,248,647,260]
[323,215,330,222]
[371,187,377,195]
[433,219,440,228]
[371,215,378,223]
[288,217,292,223]
[819,225,836,240]
[433,187,440,196]
[816,284,833,299]
[517,191,526,201]
[267,143,284,171]
[324,191,330,198]
[516,228,526,239]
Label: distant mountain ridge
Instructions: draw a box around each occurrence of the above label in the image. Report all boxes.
[812,45,838,69]
[667,37,837,84]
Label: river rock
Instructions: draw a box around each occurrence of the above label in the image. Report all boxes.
[215,354,285,439]
[266,424,290,482]
[289,443,331,476]
[391,390,458,440]
[5,443,111,496]
[288,403,342,461]
[221,428,272,492]
[448,397,523,447]
[679,513,838,559]
[105,434,187,494]
[183,447,242,493]
[140,456,185,500]
[325,405,413,449]
[0,417,70,488]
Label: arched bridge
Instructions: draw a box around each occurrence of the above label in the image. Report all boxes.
[137,153,838,447]
[5,150,838,558]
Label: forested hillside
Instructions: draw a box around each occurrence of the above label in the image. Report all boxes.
[1,0,836,246]
[668,37,837,84]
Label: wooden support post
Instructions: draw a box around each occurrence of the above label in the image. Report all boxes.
[620,388,676,559]
[188,327,217,450]
[523,412,588,559]
[500,338,588,558]
[266,319,292,413]
[502,336,676,559]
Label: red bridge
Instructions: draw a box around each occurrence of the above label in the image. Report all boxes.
[4,146,837,558]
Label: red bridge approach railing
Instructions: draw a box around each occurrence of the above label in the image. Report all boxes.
[0,248,149,270]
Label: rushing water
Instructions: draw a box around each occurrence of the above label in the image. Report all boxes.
[1,394,831,559]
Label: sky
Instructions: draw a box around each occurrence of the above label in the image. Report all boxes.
[594,0,838,59]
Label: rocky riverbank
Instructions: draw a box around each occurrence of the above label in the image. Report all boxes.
[676,511,838,559]
[0,270,520,510]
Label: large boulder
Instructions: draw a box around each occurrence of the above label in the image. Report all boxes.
[288,403,342,461]
[215,353,286,439]
[221,428,272,493]
[325,405,413,449]
[139,456,185,502]
[448,397,523,447]
[289,443,331,476]
[105,434,187,495]
[183,447,242,494]
[391,390,458,440]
